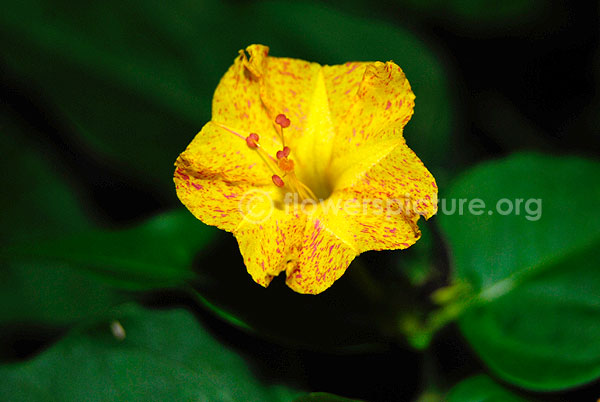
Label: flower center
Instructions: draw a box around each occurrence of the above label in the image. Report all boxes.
[244,114,317,202]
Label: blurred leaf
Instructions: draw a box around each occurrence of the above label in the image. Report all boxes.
[0,261,124,326]
[438,153,600,390]
[0,108,124,325]
[0,110,89,244]
[295,392,364,402]
[447,375,529,402]
[0,303,300,401]
[2,209,216,291]
[0,0,453,200]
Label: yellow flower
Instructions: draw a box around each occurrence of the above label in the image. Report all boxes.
[174,44,437,294]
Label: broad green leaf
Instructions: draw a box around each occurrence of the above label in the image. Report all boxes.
[438,153,600,390]
[447,375,529,402]
[2,209,216,291]
[0,303,300,401]
[0,0,452,199]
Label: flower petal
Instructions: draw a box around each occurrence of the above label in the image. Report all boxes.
[331,132,438,220]
[289,69,337,198]
[322,62,370,123]
[259,54,321,135]
[212,44,281,155]
[331,189,425,254]
[285,205,358,294]
[325,62,416,186]
[257,55,338,197]
[321,130,437,255]
[336,61,415,143]
[235,209,307,287]
[174,121,275,231]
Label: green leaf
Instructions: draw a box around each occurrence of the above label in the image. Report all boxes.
[0,0,452,199]
[447,375,529,402]
[0,110,89,243]
[438,153,600,390]
[0,108,123,326]
[2,209,216,291]
[0,303,300,401]
[0,261,123,326]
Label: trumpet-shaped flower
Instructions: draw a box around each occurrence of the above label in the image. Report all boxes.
[174,44,437,294]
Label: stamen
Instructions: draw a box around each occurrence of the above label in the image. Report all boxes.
[254,146,280,175]
[275,114,291,128]
[245,133,259,148]
[235,114,317,198]
[272,174,285,187]
[276,146,291,159]
[274,113,290,147]
[293,174,318,201]
[243,131,281,177]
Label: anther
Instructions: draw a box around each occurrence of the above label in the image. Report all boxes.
[276,146,291,159]
[245,133,259,148]
[275,114,291,128]
[272,174,285,187]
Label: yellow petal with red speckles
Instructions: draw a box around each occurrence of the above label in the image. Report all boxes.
[236,208,307,288]
[331,131,438,220]
[322,62,370,123]
[212,44,281,156]
[174,121,273,231]
[331,188,425,255]
[326,61,416,185]
[285,204,358,294]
